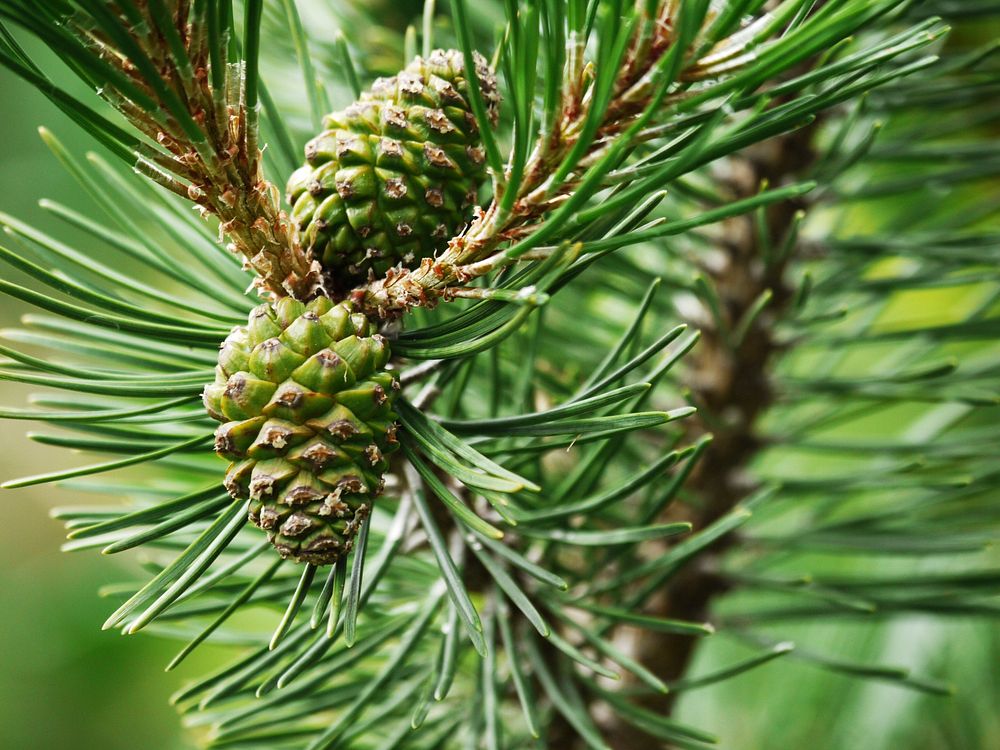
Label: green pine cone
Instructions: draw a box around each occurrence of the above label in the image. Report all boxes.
[204,297,399,565]
[287,48,500,293]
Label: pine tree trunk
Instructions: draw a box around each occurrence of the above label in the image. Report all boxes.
[606,119,820,748]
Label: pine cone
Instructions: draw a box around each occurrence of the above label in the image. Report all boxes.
[204,298,399,564]
[287,49,500,294]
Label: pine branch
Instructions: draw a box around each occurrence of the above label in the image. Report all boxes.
[0,0,321,298]
[0,3,999,750]
[353,1,946,322]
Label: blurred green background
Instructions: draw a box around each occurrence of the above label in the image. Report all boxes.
[2,22,999,750]
[0,60,204,750]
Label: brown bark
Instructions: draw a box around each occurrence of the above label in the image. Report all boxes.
[606,121,820,748]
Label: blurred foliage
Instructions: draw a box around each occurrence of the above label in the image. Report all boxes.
[0,53,204,750]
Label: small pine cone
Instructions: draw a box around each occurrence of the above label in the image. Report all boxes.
[287,49,500,294]
[203,298,399,565]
